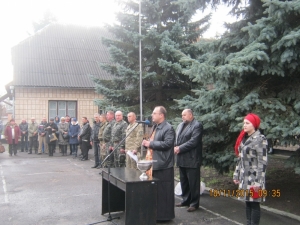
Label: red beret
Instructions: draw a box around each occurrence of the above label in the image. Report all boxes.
[244,113,261,129]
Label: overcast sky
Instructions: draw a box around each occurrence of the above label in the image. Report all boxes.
[0,0,234,94]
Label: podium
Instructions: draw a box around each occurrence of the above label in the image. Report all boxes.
[101,168,158,225]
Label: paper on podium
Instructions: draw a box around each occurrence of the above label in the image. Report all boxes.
[126,151,138,162]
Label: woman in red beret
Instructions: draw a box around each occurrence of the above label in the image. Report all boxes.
[4,119,21,156]
[233,113,268,225]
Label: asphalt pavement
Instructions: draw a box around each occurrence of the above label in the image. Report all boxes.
[0,146,299,225]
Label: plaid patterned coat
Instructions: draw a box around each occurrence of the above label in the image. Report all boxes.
[233,130,268,202]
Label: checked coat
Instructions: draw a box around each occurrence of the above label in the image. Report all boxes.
[233,130,268,202]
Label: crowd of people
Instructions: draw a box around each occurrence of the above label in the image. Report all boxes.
[1,107,268,224]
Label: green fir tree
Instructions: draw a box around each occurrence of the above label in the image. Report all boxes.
[91,0,210,118]
[176,0,300,173]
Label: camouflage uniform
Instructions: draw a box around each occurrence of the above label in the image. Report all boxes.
[125,123,144,169]
[111,120,128,167]
[98,121,108,165]
[102,120,115,167]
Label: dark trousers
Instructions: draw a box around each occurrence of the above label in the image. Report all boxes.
[48,143,55,156]
[9,140,17,155]
[21,135,28,151]
[81,141,89,160]
[29,136,38,152]
[179,166,200,208]
[59,145,67,155]
[93,142,100,166]
[246,202,260,225]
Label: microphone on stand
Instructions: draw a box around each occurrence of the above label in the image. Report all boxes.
[136,120,151,125]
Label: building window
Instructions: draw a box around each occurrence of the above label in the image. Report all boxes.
[49,101,77,119]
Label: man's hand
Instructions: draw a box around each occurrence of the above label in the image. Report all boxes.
[133,150,137,155]
[109,146,113,152]
[142,140,150,148]
[174,146,180,155]
[120,149,125,154]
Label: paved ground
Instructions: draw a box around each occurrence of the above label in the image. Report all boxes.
[0,147,299,225]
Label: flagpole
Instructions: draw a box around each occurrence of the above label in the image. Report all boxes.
[139,0,143,121]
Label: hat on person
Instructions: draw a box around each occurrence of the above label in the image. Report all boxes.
[244,113,260,129]
[72,118,77,121]
[234,113,261,156]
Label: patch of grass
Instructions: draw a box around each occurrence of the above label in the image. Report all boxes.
[227,170,234,178]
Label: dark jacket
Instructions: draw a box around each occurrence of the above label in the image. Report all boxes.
[19,122,29,136]
[79,122,91,142]
[38,122,48,136]
[45,122,58,144]
[68,123,80,144]
[90,121,101,142]
[149,120,175,170]
[175,119,203,168]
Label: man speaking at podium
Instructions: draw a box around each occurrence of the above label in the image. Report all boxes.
[142,106,175,222]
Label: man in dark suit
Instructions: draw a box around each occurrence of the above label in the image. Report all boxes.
[174,109,203,212]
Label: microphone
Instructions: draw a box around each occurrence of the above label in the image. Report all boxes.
[136,120,151,125]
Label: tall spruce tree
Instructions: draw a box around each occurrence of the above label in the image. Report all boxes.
[91,0,210,117]
[176,0,300,173]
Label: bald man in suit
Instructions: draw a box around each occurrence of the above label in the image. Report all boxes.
[174,109,203,212]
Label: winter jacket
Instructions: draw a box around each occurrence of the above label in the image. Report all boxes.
[45,122,58,144]
[19,122,29,136]
[175,119,203,168]
[233,130,268,202]
[4,125,21,144]
[28,122,38,138]
[68,123,80,144]
[79,122,91,142]
[38,122,48,137]
[90,121,101,142]
[149,120,175,170]
[58,122,69,145]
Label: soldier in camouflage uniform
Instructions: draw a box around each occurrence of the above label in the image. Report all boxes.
[125,112,144,169]
[97,114,108,168]
[102,111,115,167]
[110,111,128,167]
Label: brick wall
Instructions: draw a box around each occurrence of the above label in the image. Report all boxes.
[14,87,103,124]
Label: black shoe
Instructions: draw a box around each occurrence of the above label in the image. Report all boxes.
[91,165,99,168]
[175,203,188,207]
[38,153,41,155]
[28,152,32,154]
[21,150,24,152]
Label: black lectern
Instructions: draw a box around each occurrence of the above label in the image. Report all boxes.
[101,168,158,225]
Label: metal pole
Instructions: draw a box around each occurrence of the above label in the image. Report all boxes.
[139,0,143,121]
